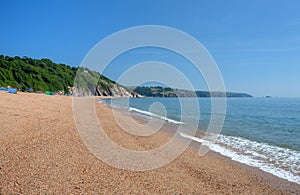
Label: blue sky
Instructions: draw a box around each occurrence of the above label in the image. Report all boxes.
[1,0,300,97]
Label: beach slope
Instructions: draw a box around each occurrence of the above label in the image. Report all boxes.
[0,92,298,194]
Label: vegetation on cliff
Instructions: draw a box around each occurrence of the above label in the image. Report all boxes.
[0,55,252,97]
[0,55,122,95]
[0,55,78,93]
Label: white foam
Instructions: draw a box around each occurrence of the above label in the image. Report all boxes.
[179,132,300,184]
[128,107,184,125]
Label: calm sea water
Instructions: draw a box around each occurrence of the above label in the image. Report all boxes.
[101,97,300,184]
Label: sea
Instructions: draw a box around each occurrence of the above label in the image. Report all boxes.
[101,97,300,184]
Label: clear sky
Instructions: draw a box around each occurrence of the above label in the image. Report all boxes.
[1,0,300,97]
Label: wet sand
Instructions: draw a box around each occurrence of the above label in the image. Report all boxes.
[0,92,299,194]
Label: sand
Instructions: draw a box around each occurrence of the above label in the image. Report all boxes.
[0,92,299,194]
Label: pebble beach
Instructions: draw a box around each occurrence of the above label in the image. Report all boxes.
[1,92,299,194]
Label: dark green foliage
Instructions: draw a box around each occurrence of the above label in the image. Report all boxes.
[195,91,211,97]
[0,55,78,92]
[134,86,153,97]
[133,86,176,97]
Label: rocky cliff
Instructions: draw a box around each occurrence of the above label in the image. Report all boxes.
[72,67,132,97]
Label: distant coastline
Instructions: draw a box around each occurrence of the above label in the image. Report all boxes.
[0,55,253,98]
[127,86,253,98]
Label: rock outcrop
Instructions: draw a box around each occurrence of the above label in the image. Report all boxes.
[72,68,132,97]
[95,82,132,97]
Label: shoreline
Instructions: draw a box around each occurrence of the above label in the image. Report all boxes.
[101,97,300,185]
[99,97,300,189]
[1,92,299,194]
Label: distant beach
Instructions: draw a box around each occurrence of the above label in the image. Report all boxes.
[0,92,299,194]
